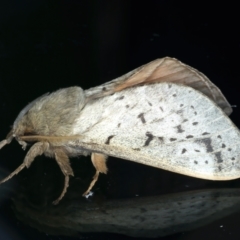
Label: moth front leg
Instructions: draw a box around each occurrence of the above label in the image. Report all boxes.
[53,149,74,205]
[0,141,49,184]
[0,130,14,149]
[83,153,108,196]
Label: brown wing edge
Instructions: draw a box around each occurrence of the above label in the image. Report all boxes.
[85,57,232,115]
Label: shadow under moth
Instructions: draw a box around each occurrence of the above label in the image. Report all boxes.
[0,57,238,204]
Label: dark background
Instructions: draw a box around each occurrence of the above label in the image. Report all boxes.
[0,0,240,240]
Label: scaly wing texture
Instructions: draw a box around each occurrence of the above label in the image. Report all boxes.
[71,82,240,180]
[85,57,232,115]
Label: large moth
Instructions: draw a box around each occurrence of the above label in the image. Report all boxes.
[0,57,238,204]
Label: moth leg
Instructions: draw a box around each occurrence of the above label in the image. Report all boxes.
[0,142,49,184]
[82,153,108,196]
[0,130,14,149]
[53,149,74,205]
[0,139,10,149]
[18,140,27,151]
[82,171,100,197]
[0,163,25,184]
[24,142,49,168]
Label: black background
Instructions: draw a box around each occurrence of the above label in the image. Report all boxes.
[0,1,240,240]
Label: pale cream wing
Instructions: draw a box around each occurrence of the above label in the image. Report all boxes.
[85,57,232,115]
[72,82,240,180]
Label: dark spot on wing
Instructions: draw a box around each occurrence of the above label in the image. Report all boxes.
[180,104,184,107]
[138,113,146,123]
[205,160,208,164]
[215,151,223,163]
[158,137,164,143]
[191,106,194,109]
[176,110,183,114]
[194,111,197,115]
[194,160,198,164]
[170,138,177,142]
[231,157,235,160]
[217,135,222,139]
[183,119,188,123]
[168,84,172,88]
[202,132,210,135]
[176,125,184,133]
[182,148,187,154]
[173,94,177,97]
[144,132,154,147]
[117,123,121,128]
[194,149,200,152]
[117,96,124,100]
[228,148,232,151]
[148,101,152,106]
[195,138,213,153]
[192,122,198,125]
[126,105,129,108]
[105,135,115,145]
[133,148,141,151]
[153,117,164,123]
[202,138,214,152]
[159,106,164,112]
[221,144,226,148]
[102,87,107,91]
[186,135,194,139]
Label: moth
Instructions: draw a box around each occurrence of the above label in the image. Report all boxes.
[0,57,239,204]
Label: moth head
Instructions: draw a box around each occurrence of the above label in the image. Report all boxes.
[0,87,86,150]
[0,93,49,150]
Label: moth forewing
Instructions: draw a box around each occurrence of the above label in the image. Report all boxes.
[0,57,237,204]
[74,82,240,180]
